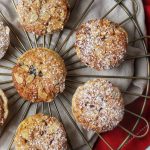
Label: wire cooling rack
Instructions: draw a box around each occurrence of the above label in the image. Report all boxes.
[0,0,150,149]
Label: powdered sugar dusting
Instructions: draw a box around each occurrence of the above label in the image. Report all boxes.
[0,22,10,59]
[15,114,67,150]
[75,19,128,70]
[72,79,124,133]
[16,0,69,35]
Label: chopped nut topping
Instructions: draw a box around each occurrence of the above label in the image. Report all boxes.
[16,0,70,35]
[14,73,23,84]
[12,48,67,102]
[14,114,67,149]
[75,19,128,70]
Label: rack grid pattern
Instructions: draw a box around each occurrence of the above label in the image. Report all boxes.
[0,0,150,149]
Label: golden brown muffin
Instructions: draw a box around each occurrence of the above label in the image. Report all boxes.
[75,19,128,71]
[72,78,124,133]
[12,48,67,102]
[0,21,10,59]
[14,114,68,150]
[16,0,70,35]
[0,89,8,126]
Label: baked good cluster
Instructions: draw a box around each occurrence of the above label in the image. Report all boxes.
[0,0,130,149]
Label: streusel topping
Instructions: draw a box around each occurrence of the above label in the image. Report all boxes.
[0,21,10,59]
[16,0,70,35]
[14,114,67,150]
[12,48,67,102]
[72,79,124,132]
[75,19,128,70]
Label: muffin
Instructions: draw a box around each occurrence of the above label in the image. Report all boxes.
[16,0,70,35]
[72,78,124,133]
[75,19,128,70]
[0,89,9,126]
[12,47,67,102]
[14,114,68,150]
[0,21,10,59]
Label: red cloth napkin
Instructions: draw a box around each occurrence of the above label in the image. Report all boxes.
[94,1,150,149]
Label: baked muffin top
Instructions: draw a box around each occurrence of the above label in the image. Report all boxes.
[12,48,67,102]
[75,19,128,70]
[0,21,10,59]
[72,78,124,133]
[14,114,67,150]
[16,0,70,35]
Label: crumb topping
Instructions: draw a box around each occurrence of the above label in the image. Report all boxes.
[0,22,10,59]
[16,0,70,35]
[12,48,67,102]
[72,79,124,132]
[75,19,128,70]
[15,114,67,150]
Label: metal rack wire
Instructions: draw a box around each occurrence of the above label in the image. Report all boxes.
[0,0,150,149]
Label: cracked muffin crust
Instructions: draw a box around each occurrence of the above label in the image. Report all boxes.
[0,89,8,126]
[14,114,68,150]
[75,19,128,71]
[16,0,70,35]
[0,21,10,59]
[72,78,124,133]
[12,48,67,102]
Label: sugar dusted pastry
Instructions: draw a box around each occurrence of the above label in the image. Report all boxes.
[12,48,67,102]
[0,21,10,59]
[72,78,124,133]
[75,19,128,70]
[14,114,68,150]
[16,0,70,35]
